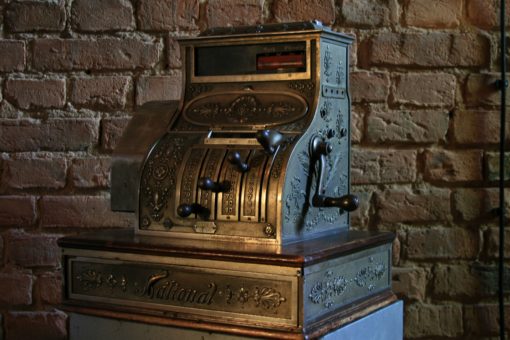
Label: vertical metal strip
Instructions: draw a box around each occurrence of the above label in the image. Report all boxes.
[499,0,507,339]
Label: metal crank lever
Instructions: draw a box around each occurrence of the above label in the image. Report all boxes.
[227,151,250,173]
[198,177,230,192]
[310,136,359,212]
[177,203,210,218]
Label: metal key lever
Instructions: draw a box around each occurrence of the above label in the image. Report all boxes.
[256,129,284,155]
[177,203,210,218]
[198,177,230,192]
[310,136,359,212]
[227,151,250,173]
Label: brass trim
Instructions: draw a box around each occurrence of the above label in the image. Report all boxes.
[190,40,311,83]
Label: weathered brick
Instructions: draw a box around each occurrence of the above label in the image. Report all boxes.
[167,37,182,69]
[72,0,134,32]
[376,188,451,223]
[36,271,62,305]
[392,73,456,107]
[464,304,510,336]
[423,149,483,182]
[5,230,60,267]
[136,75,181,106]
[406,227,479,259]
[350,105,364,143]
[350,189,372,228]
[0,100,22,119]
[5,78,66,110]
[273,0,335,25]
[1,155,67,190]
[5,0,65,32]
[433,264,481,298]
[351,149,416,184]
[33,38,160,71]
[0,196,36,227]
[137,0,198,31]
[40,195,135,228]
[485,227,510,259]
[70,76,131,110]
[485,152,510,181]
[367,109,449,143]
[464,73,506,107]
[101,117,130,151]
[350,71,389,103]
[5,310,67,340]
[404,0,461,28]
[405,303,463,338]
[70,158,111,188]
[0,118,99,152]
[364,33,489,67]
[392,267,427,301]
[341,0,396,27]
[207,0,263,27]
[0,268,32,306]
[0,40,25,72]
[453,111,510,145]
[452,188,506,221]
[467,0,510,30]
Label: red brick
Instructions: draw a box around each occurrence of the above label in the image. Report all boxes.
[167,36,182,69]
[36,271,62,305]
[1,155,67,189]
[392,267,427,301]
[5,310,67,340]
[101,117,130,151]
[5,230,60,267]
[366,109,449,143]
[423,149,483,182]
[136,75,181,106]
[137,0,198,31]
[350,189,372,228]
[33,38,160,71]
[70,157,111,188]
[433,264,481,298]
[5,0,65,32]
[404,0,461,28]
[464,73,507,107]
[392,73,456,107]
[5,78,65,110]
[70,76,131,110]
[341,0,396,27]
[351,148,416,184]
[0,40,25,72]
[464,304,510,336]
[350,71,389,103]
[485,227,510,259]
[452,188,501,222]
[40,195,135,228]
[207,0,263,27]
[406,227,479,259]
[364,33,489,67]
[467,0,510,29]
[376,188,451,223]
[0,196,36,227]
[0,118,99,152]
[405,303,463,338]
[72,0,134,32]
[350,106,363,143]
[273,0,335,25]
[0,268,33,306]
[452,111,510,145]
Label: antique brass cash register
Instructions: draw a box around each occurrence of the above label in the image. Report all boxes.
[59,22,402,339]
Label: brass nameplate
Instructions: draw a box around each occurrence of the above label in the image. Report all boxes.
[69,258,294,326]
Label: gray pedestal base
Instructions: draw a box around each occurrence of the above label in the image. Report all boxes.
[69,300,403,340]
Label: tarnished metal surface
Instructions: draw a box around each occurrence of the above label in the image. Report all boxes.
[111,22,354,245]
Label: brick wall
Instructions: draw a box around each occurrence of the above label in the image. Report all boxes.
[0,0,507,339]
